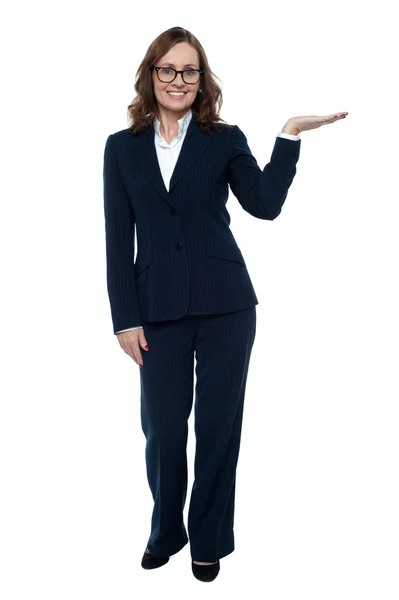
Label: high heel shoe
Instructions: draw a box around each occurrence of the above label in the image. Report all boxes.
[141,547,170,569]
[191,559,220,582]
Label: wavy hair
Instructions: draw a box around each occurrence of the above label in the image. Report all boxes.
[127,27,232,134]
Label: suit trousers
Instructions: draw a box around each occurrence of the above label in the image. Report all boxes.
[139,305,257,562]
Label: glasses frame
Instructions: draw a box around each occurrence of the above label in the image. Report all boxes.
[151,65,204,84]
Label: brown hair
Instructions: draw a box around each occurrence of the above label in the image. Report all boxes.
[127,27,233,134]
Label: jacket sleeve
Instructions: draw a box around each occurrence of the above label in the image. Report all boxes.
[227,125,301,220]
[103,134,142,334]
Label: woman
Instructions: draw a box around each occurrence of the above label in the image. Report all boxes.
[103,26,347,582]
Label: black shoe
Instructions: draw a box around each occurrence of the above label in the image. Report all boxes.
[191,560,220,582]
[141,547,170,570]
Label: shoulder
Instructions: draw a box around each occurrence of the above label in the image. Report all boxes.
[107,128,134,141]
[211,121,236,134]
[212,122,245,141]
[104,127,138,155]
[193,119,236,137]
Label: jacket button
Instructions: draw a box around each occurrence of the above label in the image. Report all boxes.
[169,208,176,215]
[175,242,183,250]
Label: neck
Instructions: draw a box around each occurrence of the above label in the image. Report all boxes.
[156,107,191,138]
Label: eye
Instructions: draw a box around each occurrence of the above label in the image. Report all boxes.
[160,68,173,75]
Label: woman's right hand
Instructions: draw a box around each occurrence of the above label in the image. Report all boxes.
[116,327,149,367]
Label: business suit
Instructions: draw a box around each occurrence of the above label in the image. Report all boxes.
[103,110,301,561]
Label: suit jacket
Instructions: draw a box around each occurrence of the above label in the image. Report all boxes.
[103,113,301,335]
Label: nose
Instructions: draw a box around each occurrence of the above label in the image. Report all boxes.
[173,72,185,85]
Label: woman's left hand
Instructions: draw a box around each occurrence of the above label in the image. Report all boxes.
[282,112,348,135]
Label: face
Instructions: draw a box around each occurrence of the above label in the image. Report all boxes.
[152,41,201,119]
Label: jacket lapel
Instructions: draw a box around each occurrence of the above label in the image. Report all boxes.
[128,113,212,206]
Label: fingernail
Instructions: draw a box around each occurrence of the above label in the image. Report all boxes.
[139,364,143,368]
[145,345,150,350]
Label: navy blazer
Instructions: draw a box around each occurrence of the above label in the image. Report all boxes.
[103,113,301,334]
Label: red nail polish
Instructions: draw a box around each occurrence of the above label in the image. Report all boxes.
[145,345,150,350]
[139,364,143,368]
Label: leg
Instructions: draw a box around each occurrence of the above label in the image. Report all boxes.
[139,317,196,557]
[188,307,257,562]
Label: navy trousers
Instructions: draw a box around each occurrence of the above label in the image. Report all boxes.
[139,306,257,562]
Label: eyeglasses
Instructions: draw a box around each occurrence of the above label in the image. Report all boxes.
[151,65,203,84]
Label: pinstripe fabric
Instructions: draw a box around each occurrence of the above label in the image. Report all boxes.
[112,110,193,334]
[140,305,257,561]
[103,112,301,335]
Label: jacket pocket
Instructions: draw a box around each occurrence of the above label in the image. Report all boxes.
[134,244,153,275]
[206,239,246,265]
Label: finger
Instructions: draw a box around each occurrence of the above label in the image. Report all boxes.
[140,338,150,351]
[138,332,150,351]
[322,114,338,123]
[328,113,347,121]
[319,115,340,127]
[121,343,141,365]
[132,344,143,366]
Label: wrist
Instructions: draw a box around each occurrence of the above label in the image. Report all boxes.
[281,120,300,136]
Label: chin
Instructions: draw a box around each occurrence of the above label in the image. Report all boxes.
[161,100,193,111]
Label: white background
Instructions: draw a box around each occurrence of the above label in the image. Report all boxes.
[1,0,398,598]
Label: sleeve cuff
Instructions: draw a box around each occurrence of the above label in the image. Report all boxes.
[277,132,301,141]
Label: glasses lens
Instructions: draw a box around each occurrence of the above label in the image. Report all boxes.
[157,68,200,84]
[158,68,175,82]
[182,69,200,83]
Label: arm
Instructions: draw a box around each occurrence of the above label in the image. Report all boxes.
[227,125,301,220]
[103,134,143,335]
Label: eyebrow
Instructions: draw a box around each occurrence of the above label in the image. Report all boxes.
[160,63,198,68]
